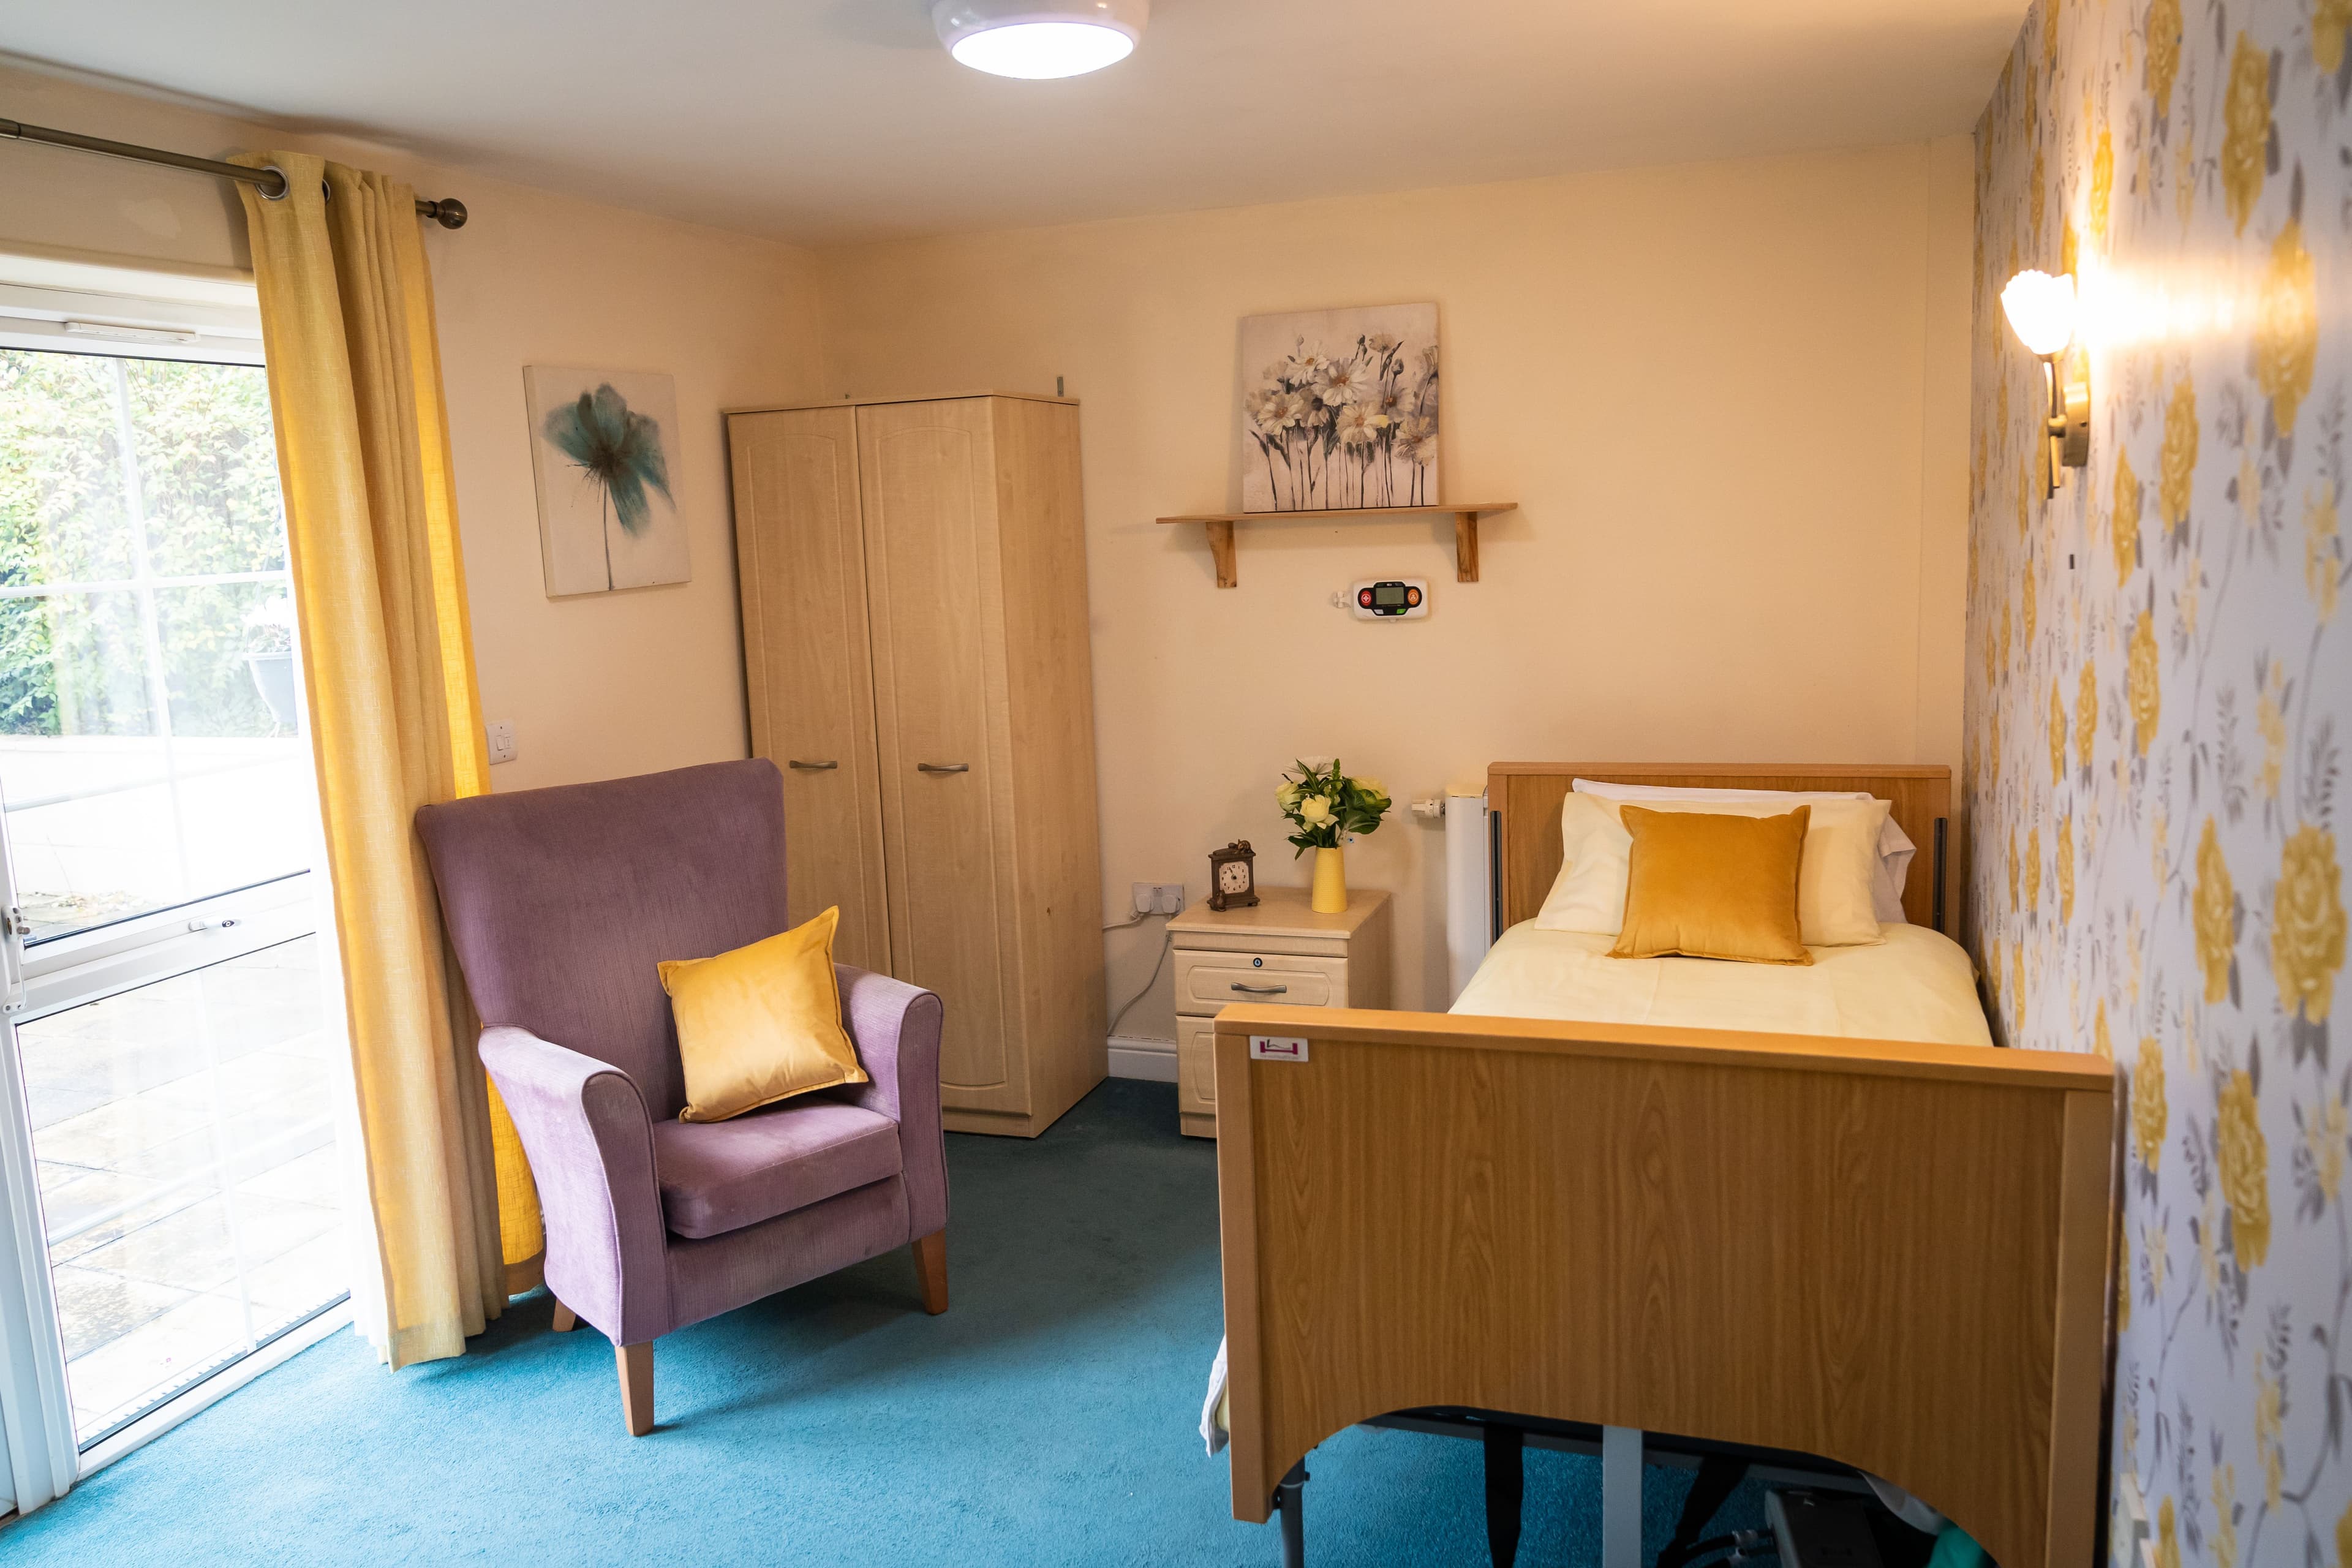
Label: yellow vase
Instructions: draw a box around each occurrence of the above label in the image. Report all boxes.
[1310,846,1348,914]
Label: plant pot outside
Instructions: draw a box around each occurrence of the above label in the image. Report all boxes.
[245,650,300,729]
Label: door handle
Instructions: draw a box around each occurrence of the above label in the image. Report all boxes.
[917,762,970,774]
[787,760,839,771]
[1230,982,1289,995]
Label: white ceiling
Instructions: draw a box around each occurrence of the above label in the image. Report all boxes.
[4,1,2025,247]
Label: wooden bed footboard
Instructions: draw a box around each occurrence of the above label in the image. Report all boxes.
[1213,1004,2117,1568]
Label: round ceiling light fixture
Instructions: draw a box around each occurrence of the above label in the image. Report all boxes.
[932,0,1149,79]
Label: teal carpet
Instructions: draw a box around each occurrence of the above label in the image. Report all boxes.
[4,1080,1770,1566]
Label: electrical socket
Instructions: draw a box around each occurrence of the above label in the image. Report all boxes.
[1132,881,1186,916]
[485,720,518,765]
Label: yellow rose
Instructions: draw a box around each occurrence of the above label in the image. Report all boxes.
[2310,482,2343,623]
[2217,1068,2271,1269]
[2134,1035,2167,1170]
[2196,817,2237,1003]
[2057,815,2076,921]
[2128,611,2162,756]
[2160,380,2198,538]
[2258,221,2320,435]
[2320,0,2352,75]
[1276,781,1301,812]
[2089,128,2114,246]
[2049,682,2067,785]
[2114,448,2143,584]
[2272,826,2348,1024]
[2222,32,2270,233]
[2147,0,2183,115]
[2077,660,2098,769]
[1296,794,1334,827]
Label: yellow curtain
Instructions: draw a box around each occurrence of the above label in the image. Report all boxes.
[236,151,541,1366]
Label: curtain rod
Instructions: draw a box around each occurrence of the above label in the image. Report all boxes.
[1,116,469,229]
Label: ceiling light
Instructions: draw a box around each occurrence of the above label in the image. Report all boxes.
[933,0,1148,79]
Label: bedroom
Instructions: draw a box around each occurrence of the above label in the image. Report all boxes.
[0,1,2339,1564]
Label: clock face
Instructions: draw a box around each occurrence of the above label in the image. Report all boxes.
[1219,861,1251,893]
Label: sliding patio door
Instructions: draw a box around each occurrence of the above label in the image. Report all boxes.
[0,338,352,1506]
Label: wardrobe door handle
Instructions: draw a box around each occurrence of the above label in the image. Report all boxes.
[787,760,839,771]
[1230,982,1289,995]
[917,762,970,774]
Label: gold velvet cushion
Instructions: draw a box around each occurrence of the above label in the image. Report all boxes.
[1608,805,1813,965]
[658,906,869,1123]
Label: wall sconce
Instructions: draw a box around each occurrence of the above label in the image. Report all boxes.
[2000,269,2090,497]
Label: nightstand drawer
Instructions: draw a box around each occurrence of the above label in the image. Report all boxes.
[1173,949,1348,1014]
[1177,1016,1217,1116]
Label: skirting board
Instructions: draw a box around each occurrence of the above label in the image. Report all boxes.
[1108,1036,1176,1082]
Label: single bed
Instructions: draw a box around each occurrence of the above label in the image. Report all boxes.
[1211,764,2116,1568]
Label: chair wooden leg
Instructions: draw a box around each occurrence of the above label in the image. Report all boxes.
[550,1298,578,1333]
[913,1229,949,1315]
[617,1341,654,1436]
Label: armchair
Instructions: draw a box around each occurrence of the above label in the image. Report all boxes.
[416,760,948,1434]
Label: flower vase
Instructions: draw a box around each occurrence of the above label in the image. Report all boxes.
[1310,846,1348,914]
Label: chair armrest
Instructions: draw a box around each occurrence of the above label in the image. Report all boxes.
[479,1027,674,1343]
[833,965,948,1239]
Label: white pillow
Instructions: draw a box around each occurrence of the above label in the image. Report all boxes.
[1537,792,1892,947]
[1572,780,1915,924]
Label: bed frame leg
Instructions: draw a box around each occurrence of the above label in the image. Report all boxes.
[1601,1425,1643,1568]
[1275,1459,1309,1567]
[1484,1423,1525,1567]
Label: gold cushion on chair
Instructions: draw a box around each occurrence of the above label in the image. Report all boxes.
[1608,806,1813,965]
[659,907,869,1123]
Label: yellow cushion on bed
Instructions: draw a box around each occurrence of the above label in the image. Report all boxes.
[1608,805,1812,965]
[1540,794,1888,947]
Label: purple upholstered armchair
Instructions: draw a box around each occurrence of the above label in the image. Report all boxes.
[415,760,948,1436]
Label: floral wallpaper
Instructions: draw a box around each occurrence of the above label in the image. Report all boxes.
[1966,1,2350,1563]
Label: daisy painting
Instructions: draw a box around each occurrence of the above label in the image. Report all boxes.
[1240,304,1439,513]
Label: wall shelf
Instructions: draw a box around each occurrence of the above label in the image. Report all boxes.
[1155,502,1517,589]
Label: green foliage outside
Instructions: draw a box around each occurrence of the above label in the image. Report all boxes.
[0,349,289,739]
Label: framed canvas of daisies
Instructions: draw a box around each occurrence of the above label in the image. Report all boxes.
[524,364,690,597]
[1240,304,1439,513]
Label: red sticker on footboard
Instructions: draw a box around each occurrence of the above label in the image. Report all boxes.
[1250,1035,1309,1062]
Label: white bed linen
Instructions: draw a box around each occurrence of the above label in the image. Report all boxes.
[1452,920,1992,1048]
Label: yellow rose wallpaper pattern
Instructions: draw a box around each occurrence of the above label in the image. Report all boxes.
[1968,1,2350,1562]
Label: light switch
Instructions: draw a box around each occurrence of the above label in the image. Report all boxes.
[486,720,518,765]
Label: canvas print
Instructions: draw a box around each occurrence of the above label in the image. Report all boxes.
[1240,303,1439,513]
[524,366,689,596]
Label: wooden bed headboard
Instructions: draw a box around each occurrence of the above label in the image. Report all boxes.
[1488,763,1954,933]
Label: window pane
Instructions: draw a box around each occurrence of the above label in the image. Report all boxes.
[126,360,286,578]
[156,581,294,739]
[0,590,153,739]
[0,349,135,585]
[23,935,346,1444]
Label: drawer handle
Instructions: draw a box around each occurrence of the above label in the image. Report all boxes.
[1230,982,1288,995]
[917,762,970,774]
[787,760,839,771]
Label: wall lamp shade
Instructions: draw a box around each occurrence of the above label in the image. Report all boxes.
[2002,270,2090,495]
[2000,269,2078,356]
[933,0,1149,78]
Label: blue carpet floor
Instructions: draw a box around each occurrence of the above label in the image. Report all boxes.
[4,1079,1773,1566]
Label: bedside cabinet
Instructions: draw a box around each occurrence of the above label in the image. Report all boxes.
[1167,886,1392,1139]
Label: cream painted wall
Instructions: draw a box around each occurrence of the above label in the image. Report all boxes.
[0,61,827,791]
[820,140,1977,1027]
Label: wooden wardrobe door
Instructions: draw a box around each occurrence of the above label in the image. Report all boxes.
[857,399,1023,1109]
[728,407,889,974]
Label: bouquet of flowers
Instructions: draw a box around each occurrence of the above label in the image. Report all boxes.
[1244,334,1439,511]
[1275,759,1391,855]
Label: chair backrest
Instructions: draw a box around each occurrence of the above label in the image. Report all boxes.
[416,759,792,1120]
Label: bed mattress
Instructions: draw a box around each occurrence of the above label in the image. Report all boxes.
[1450,921,1994,1049]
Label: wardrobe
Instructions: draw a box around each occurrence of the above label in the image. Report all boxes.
[726,393,1105,1137]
